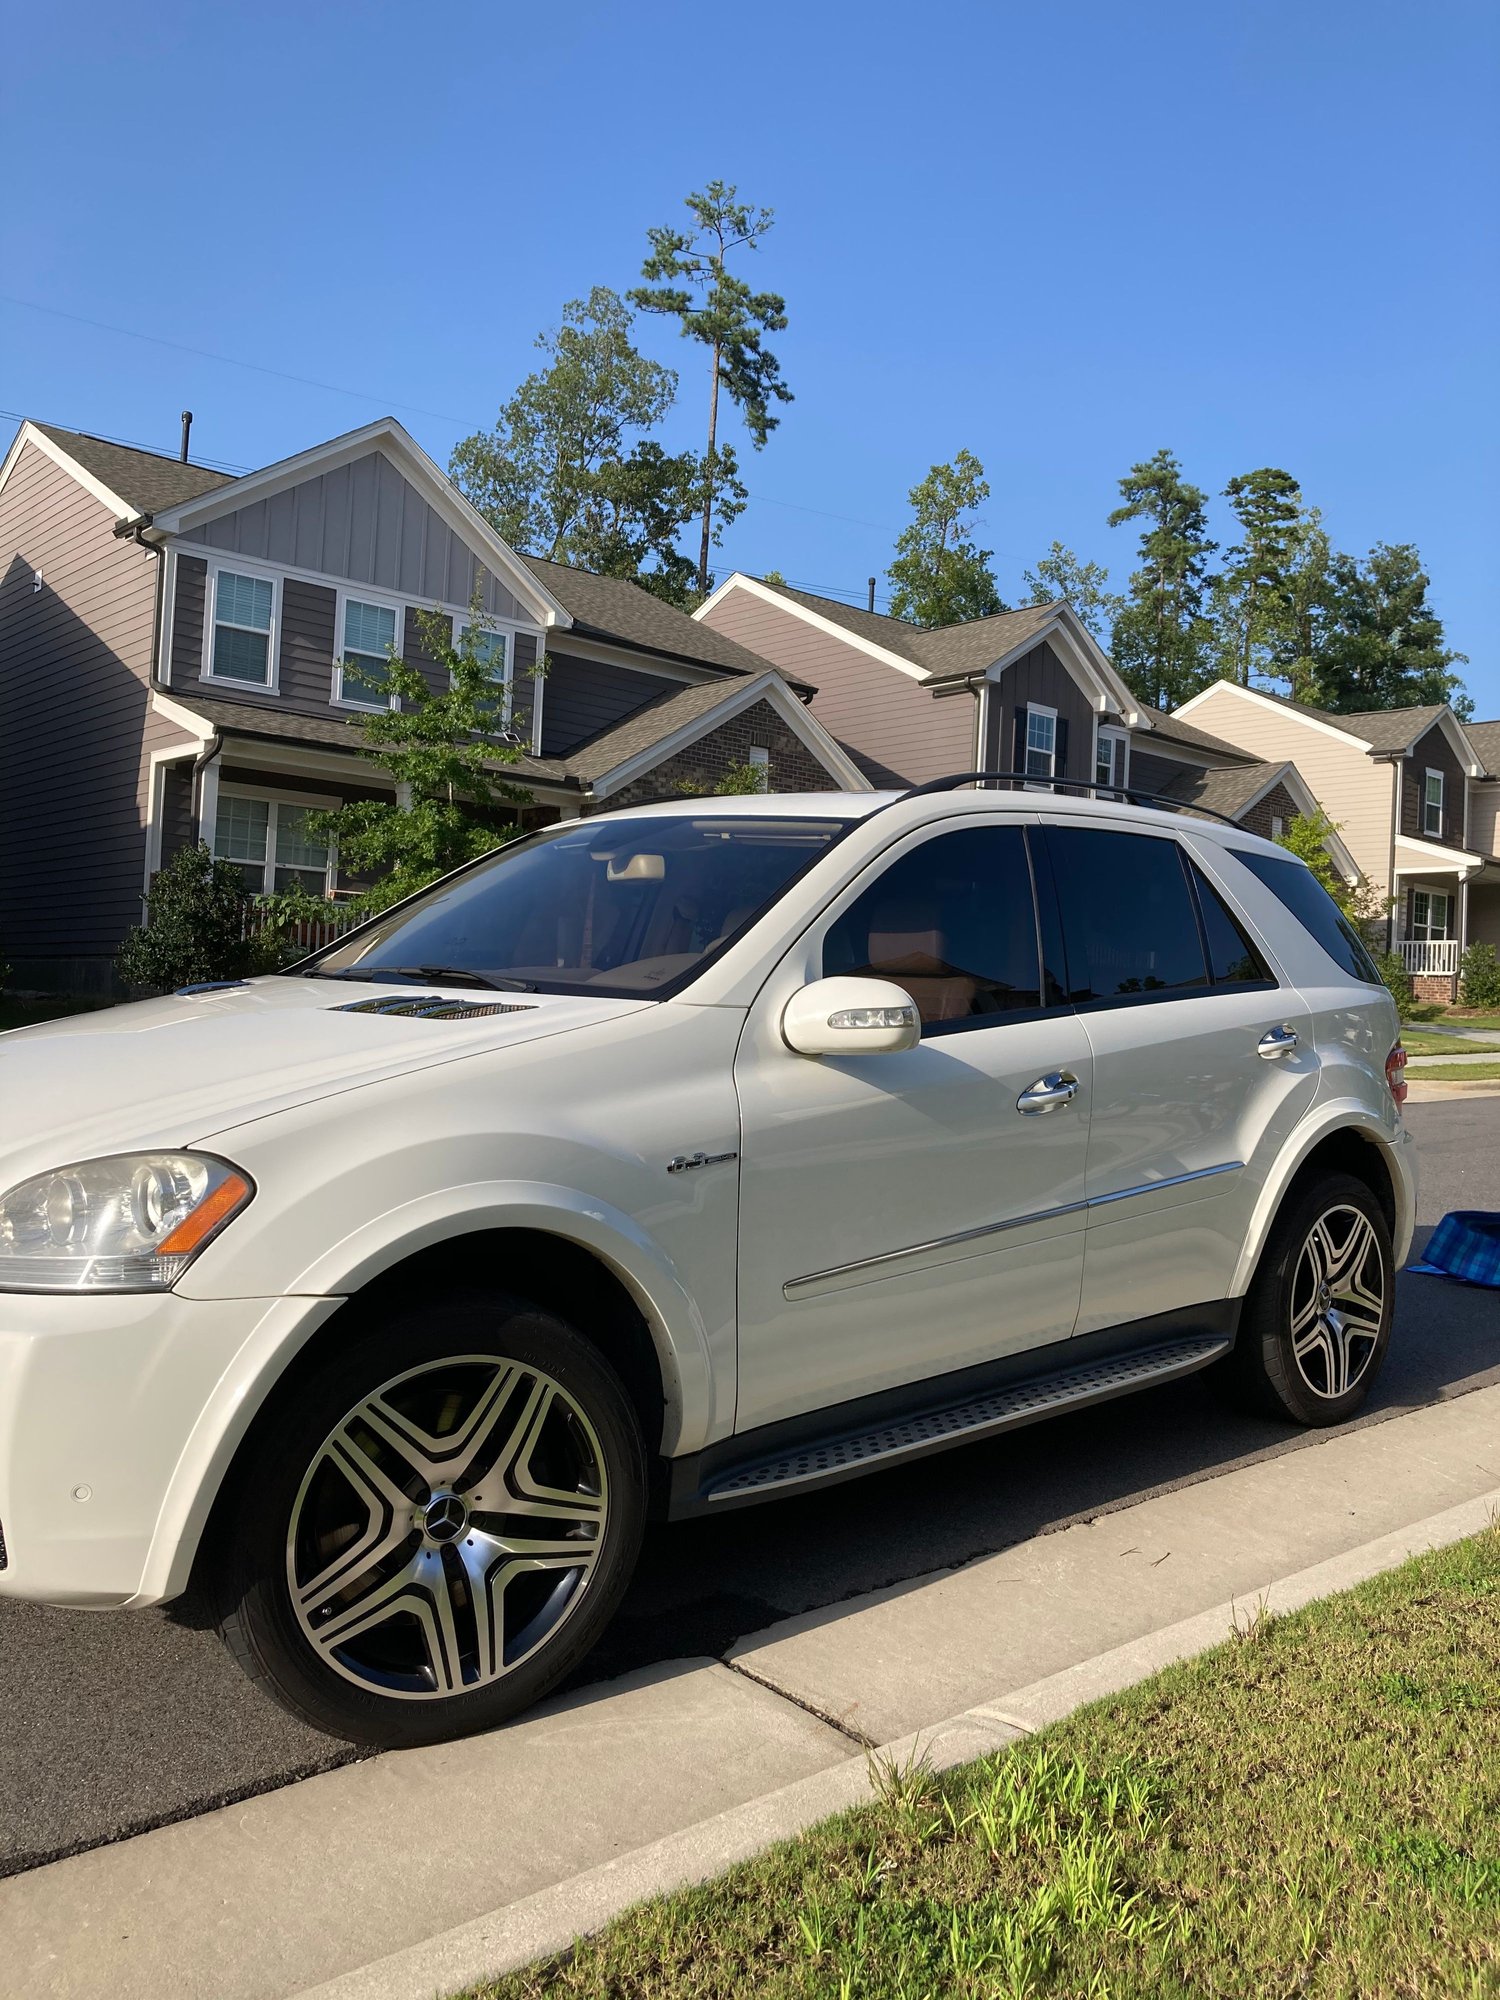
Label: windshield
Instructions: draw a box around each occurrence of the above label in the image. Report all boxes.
[308,815,851,998]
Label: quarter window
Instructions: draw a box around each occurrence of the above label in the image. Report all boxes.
[1233,849,1383,986]
[1423,769,1444,838]
[337,598,400,708]
[823,825,1041,1031]
[209,568,275,686]
[1044,826,1208,1004]
[213,793,332,896]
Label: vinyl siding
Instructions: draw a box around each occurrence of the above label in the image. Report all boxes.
[179,451,530,620]
[540,650,682,757]
[0,441,194,982]
[1469,882,1500,953]
[1177,685,1395,889]
[1128,747,1197,795]
[1469,780,1500,861]
[981,643,1094,777]
[699,586,971,785]
[1400,722,1467,850]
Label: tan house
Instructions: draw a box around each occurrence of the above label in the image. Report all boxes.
[1173,681,1500,1001]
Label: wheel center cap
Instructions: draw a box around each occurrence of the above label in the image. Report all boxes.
[1318,1282,1332,1309]
[422,1493,469,1543]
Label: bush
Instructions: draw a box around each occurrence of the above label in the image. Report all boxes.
[115,843,264,994]
[1372,947,1415,1019]
[1459,940,1500,1011]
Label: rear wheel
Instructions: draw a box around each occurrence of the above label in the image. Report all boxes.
[216,1292,647,1747]
[1229,1171,1393,1425]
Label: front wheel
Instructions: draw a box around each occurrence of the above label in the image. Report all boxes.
[215,1293,647,1747]
[1228,1171,1393,1426]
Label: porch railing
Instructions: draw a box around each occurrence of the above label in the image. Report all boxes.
[241,899,361,954]
[1398,938,1459,977]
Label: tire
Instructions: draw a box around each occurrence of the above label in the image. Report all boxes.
[1228,1170,1393,1426]
[215,1291,647,1748]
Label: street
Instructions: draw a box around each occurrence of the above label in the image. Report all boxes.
[3,1097,1497,1879]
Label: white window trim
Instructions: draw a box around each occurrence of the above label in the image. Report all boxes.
[212,781,340,897]
[1423,767,1445,838]
[450,612,528,735]
[1411,887,1453,941]
[333,586,406,711]
[1025,702,1058,783]
[1094,724,1128,793]
[201,556,282,694]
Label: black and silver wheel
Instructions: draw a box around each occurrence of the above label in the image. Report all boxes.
[216,1293,647,1746]
[1229,1170,1393,1425]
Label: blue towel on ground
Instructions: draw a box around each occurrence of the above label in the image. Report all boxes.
[1407,1211,1500,1289]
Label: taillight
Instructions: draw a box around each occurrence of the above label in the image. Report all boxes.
[1386,1042,1408,1108]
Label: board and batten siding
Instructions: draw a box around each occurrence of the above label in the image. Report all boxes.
[1178,686,1395,889]
[982,643,1095,777]
[1400,722,1468,851]
[0,440,195,986]
[178,451,530,621]
[540,650,682,758]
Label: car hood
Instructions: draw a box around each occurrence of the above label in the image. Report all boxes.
[0,978,653,1185]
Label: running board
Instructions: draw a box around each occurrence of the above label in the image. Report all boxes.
[699,1336,1230,1507]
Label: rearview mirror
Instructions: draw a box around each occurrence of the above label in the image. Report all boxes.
[781,976,921,1057]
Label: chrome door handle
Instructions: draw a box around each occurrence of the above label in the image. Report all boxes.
[1017,1070,1079,1115]
[1258,1026,1299,1060]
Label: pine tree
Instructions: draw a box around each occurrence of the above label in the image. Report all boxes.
[1213,468,1304,688]
[1107,450,1218,709]
[887,452,1006,627]
[1312,543,1470,715]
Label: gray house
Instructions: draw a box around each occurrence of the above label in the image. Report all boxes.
[0,419,866,992]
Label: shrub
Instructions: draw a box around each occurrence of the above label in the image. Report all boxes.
[115,843,263,994]
[1459,940,1500,1012]
[1372,947,1415,1019]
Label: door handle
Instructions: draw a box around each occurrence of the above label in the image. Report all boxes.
[1017,1070,1079,1115]
[1258,1025,1299,1060]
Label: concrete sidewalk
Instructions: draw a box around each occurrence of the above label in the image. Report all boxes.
[4,1383,1499,2000]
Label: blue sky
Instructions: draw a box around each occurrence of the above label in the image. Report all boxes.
[5,0,1496,711]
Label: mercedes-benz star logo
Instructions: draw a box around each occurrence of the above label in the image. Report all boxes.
[423,1493,469,1543]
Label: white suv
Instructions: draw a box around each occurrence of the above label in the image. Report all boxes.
[0,784,1414,1745]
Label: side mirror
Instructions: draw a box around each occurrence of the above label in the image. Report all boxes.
[781,975,921,1057]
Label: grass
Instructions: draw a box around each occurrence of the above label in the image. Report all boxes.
[0,993,112,1033]
[1405,1062,1500,1082]
[1400,1031,1495,1055]
[470,1528,1500,2000]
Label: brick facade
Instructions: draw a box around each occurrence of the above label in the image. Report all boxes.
[1412,972,1458,1005]
[1237,781,1302,842]
[599,698,841,811]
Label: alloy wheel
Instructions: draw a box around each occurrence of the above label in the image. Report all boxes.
[286,1354,608,1700]
[1288,1204,1385,1400]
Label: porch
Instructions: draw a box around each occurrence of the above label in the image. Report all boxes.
[1393,839,1500,1003]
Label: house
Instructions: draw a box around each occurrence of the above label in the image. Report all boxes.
[1172,681,1500,1002]
[0,419,867,993]
[695,573,1350,862]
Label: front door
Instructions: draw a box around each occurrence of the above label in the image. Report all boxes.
[732,818,1093,1433]
[1037,821,1319,1336]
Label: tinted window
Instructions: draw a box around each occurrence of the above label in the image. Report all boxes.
[311,815,848,999]
[1191,863,1274,985]
[823,825,1040,1030]
[1046,826,1208,1004]
[1232,850,1383,985]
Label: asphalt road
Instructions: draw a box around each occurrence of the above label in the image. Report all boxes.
[3,1098,1498,1878]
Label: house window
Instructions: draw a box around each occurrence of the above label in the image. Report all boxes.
[1095,729,1127,793]
[454,619,512,729]
[208,567,276,687]
[1423,769,1444,838]
[748,745,771,790]
[336,596,401,709]
[1271,816,1284,839]
[1025,705,1057,779]
[213,792,332,896]
[1411,889,1452,941]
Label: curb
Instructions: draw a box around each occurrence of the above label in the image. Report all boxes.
[293,1484,1500,2000]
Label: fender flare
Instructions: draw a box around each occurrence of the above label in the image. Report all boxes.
[134,1181,716,1605]
[1228,1100,1414,1298]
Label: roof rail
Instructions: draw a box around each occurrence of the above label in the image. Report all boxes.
[898,770,1244,829]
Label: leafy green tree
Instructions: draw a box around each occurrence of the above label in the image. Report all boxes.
[631,181,792,597]
[1107,449,1218,709]
[450,289,713,606]
[1211,468,1305,688]
[1021,542,1122,641]
[1274,809,1355,909]
[887,452,1006,627]
[116,843,263,992]
[1311,543,1470,716]
[1459,941,1500,1011]
[275,609,535,919]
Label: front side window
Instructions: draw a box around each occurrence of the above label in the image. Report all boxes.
[1423,769,1444,838]
[1191,861,1274,985]
[823,825,1041,1031]
[311,815,849,999]
[210,568,275,686]
[1411,889,1452,941]
[1045,825,1208,1005]
[213,794,331,896]
[1025,706,1057,778]
[337,598,400,708]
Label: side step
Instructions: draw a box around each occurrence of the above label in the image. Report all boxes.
[701,1336,1230,1506]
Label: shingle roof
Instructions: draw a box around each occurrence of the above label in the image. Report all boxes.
[755,581,929,665]
[523,557,809,689]
[1210,683,1455,755]
[1154,758,1290,820]
[1147,708,1257,759]
[558,677,771,784]
[754,578,1064,682]
[1464,719,1500,778]
[33,423,237,514]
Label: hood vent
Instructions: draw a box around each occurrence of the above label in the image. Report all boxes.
[336,995,536,1021]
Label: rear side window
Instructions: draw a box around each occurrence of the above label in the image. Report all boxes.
[1232,850,1383,985]
[1190,861,1275,986]
[823,824,1041,1031]
[1045,826,1208,1004]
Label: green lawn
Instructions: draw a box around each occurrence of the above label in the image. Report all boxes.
[1406,1062,1500,1082]
[474,1528,1500,2000]
[1401,1031,1496,1055]
[0,993,112,1033]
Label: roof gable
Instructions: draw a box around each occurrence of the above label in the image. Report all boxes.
[524,557,807,685]
[0,420,236,519]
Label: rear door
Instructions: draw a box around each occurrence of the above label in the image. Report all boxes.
[1038,820,1318,1336]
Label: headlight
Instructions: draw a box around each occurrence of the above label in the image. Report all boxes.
[0,1153,254,1292]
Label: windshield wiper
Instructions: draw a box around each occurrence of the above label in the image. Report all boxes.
[316,965,533,992]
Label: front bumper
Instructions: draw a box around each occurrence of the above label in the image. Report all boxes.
[0,1291,288,1607]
